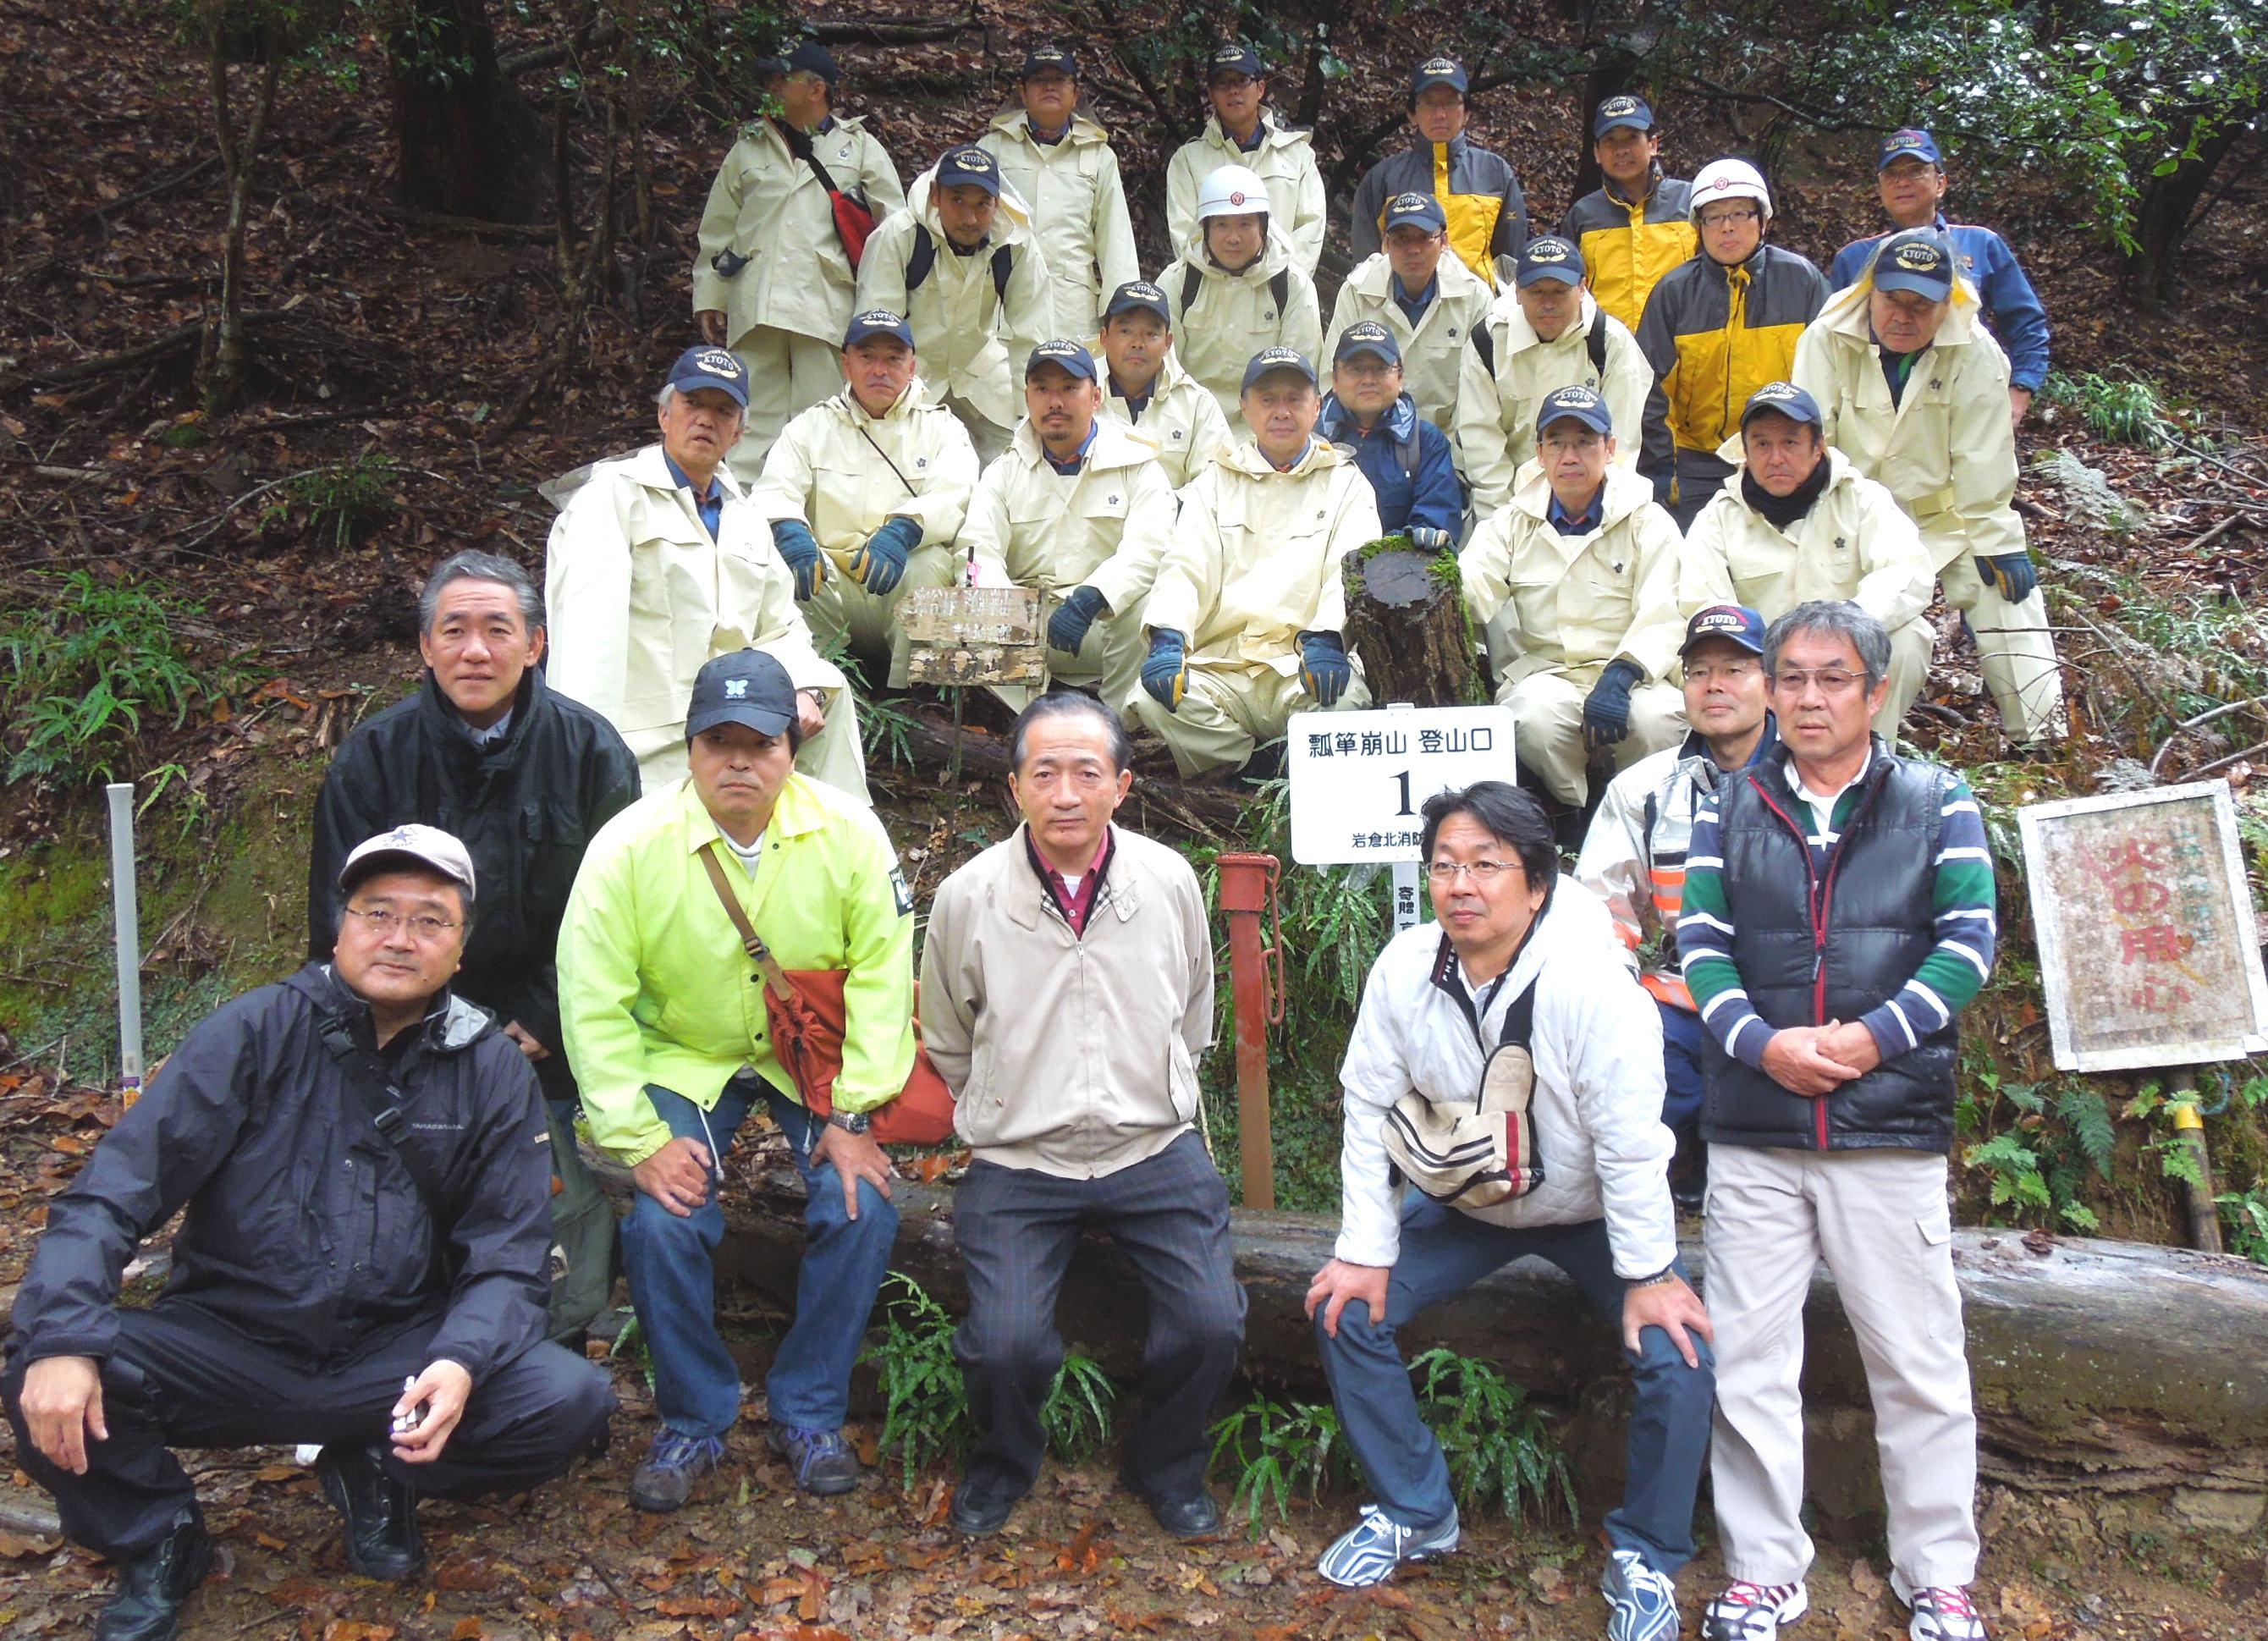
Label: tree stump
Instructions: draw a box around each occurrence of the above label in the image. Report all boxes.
[1340,538,1483,708]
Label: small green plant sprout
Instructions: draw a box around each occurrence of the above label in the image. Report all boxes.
[1407,1346,1577,1522]
[1208,1395,1353,1538]
[271,451,403,551]
[858,1272,974,1490]
[1042,1351,1116,1463]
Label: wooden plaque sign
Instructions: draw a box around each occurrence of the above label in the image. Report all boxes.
[901,585,1046,687]
[2017,779,2268,1072]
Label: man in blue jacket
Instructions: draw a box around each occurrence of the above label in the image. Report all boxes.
[1827,129,2049,432]
[1315,322,1462,547]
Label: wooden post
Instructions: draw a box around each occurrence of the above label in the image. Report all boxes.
[1215,854,1282,1209]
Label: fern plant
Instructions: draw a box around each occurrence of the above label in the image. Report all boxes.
[1408,1347,1577,1523]
[1043,1352,1117,1464]
[860,1272,974,1489]
[1208,1395,1354,1537]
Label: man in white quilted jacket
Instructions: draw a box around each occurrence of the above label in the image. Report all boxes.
[1305,781,1714,1641]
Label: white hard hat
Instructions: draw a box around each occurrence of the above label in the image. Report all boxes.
[1196,164,1271,221]
[1689,157,1772,221]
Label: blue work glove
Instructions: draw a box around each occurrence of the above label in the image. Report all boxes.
[1141,629,1187,712]
[1407,526,1455,551]
[1046,585,1109,656]
[1299,631,1352,708]
[771,518,822,601]
[1583,658,1645,750]
[1977,551,2039,605]
[850,515,922,597]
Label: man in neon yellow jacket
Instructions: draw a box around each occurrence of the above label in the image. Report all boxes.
[559,649,912,1516]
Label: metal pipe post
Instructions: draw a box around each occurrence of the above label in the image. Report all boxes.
[105,782,145,1108]
[1216,852,1280,1209]
[2165,1067,2222,1253]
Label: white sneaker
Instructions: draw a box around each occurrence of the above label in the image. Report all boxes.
[1892,1572,1989,1641]
[1701,1579,1809,1639]
[1314,1503,1459,1588]
[1600,1547,1679,1641]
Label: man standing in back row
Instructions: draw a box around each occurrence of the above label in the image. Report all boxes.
[1165,43,1326,276]
[1555,95,1696,335]
[1349,55,1528,285]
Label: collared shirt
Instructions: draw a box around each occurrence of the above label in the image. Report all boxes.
[1230,123,1264,154]
[1547,484,1605,536]
[1042,421,1098,477]
[1267,435,1318,473]
[460,707,515,749]
[663,453,724,542]
[1391,273,1438,326]
[1021,825,1115,935]
[1028,119,1069,146]
[1108,377,1153,422]
[715,820,768,878]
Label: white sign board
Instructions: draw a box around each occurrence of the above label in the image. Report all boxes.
[2018,779,2268,1072]
[1285,704,1518,867]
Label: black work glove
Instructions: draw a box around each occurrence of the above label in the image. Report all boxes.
[1583,658,1646,750]
[1047,586,1109,655]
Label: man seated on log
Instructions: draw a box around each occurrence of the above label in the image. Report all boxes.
[558,650,912,1514]
[308,548,641,1350]
[6,826,614,1641]
[1576,604,1779,1216]
[753,308,983,696]
[1314,322,1462,549]
[1791,229,2064,749]
[959,340,1177,708]
[1455,234,1649,521]
[1681,383,1935,737]
[1457,383,1686,823]
[1093,279,1233,487]
[543,344,867,800]
[1306,780,1713,1641]
[1676,601,1996,1641]
[920,692,1242,1541]
[1156,166,1324,425]
[1131,346,1379,780]
[1322,191,1494,435]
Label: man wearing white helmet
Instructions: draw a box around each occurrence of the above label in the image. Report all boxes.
[1635,158,1828,529]
[1156,165,1322,424]
[1164,43,1326,275]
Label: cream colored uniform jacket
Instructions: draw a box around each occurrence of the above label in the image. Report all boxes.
[1458,465,1686,686]
[1455,289,1650,518]
[1095,348,1235,487]
[1143,438,1381,678]
[542,444,852,790]
[961,417,1176,615]
[752,383,981,560]
[1682,445,1933,630]
[692,115,905,349]
[920,823,1214,1178]
[1164,114,1328,275]
[1790,278,2022,570]
[1322,251,1495,434]
[1155,231,1324,426]
[856,171,1054,433]
[976,107,1140,339]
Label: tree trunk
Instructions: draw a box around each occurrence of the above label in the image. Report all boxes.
[386,0,550,224]
[198,41,281,415]
[2122,120,2254,309]
[1340,542,1483,708]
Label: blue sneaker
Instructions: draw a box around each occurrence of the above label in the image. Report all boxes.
[769,1423,860,1495]
[1602,1548,1680,1641]
[629,1429,724,1513]
[1315,1503,1459,1588]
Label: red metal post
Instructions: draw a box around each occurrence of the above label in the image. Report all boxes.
[1215,852,1281,1209]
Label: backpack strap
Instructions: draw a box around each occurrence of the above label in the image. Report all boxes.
[1586,314,1609,380]
[316,1012,460,1269]
[990,243,1014,305]
[1497,972,1541,1050]
[906,221,937,293]
[1471,319,1495,379]
[1269,267,1291,312]
[1181,264,1202,315]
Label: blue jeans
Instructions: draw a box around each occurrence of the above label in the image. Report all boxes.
[1314,1195,1714,1575]
[620,1077,898,1440]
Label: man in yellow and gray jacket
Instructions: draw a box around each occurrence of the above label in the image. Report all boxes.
[858,145,1053,460]
[754,310,982,690]
[1158,165,1323,424]
[1166,43,1326,274]
[1134,348,1379,779]
[1324,191,1495,433]
[1093,281,1235,487]
[1792,228,2064,743]
[1348,55,1528,286]
[694,41,905,481]
[1636,158,1828,528]
[1554,96,1696,335]
[976,45,1140,339]
[559,649,912,1514]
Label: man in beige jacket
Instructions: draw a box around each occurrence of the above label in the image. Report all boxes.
[1323,192,1494,433]
[1164,43,1325,275]
[1093,281,1234,487]
[1157,166,1323,425]
[921,692,1240,1542]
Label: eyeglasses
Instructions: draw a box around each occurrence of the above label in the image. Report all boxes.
[344,906,460,941]
[1772,668,1866,695]
[1426,860,1522,884]
[1699,207,1760,229]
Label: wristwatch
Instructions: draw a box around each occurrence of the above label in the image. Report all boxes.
[825,1109,872,1137]
[1625,1264,1680,1291]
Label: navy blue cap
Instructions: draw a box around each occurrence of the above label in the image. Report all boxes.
[1536,383,1612,438]
[1592,94,1654,138]
[758,38,839,87]
[1382,191,1447,235]
[1875,128,1943,170]
[1241,346,1317,392]
[1872,228,1954,300]
[1740,381,1822,428]
[1103,280,1171,322]
[1027,339,1098,382]
[844,308,916,350]
[1021,43,1077,79]
[1514,235,1586,287]
[664,344,751,408]
[1682,605,1768,658]
[1333,322,1401,366]
[934,144,1003,196]
[1208,42,1264,80]
[685,649,798,741]
[1410,55,1468,97]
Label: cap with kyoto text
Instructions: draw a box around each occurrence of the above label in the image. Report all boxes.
[339,823,476,901]
[1592,94,1654,138]
[1333,322,1401,366]
[844,309,916,350]
[1021,43,1077,80]
[1242,346,1317,392]
[664,344,750,409]
[1410,55,1469,98]
[1515,235,1585,287]
[1103,280,1171,323]
[1681,604,1768,658]
[1382,192,1447,235]
[686,649,799,742]
[1208,42,1264,81]
[1027,339,1098,382]
[1536,383,1612,438]
[1871,228,1954,300]
[935,144,1003,196]
[1876,128,1944,170]
[1740,381,1822,428]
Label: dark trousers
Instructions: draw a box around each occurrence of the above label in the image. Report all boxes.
[3,1302,615,1559]
[952,1131,1246,1506]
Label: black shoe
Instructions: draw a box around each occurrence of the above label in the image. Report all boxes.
[1120,1470,1222,1540]
[96,1507,213,1641]
[949,1482,1016,1537]
[317,1443,426,1581]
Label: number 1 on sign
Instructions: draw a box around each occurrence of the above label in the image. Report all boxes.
[1390,769,1412,817]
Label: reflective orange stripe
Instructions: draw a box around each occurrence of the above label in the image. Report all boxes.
[1641,972,1693,1009]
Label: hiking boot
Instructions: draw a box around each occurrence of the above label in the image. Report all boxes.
[96,1506,213,1641]
[317,1444,425,1582]
[1117,1468,1221,1541]
[1701,1579,1808,1639]
[1892,1572,1990,1641]
[768,1423,860,1495]
[629,1429,725,1513]
[1315,1503,1459,1588]
[1601,1547,1680,1641]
